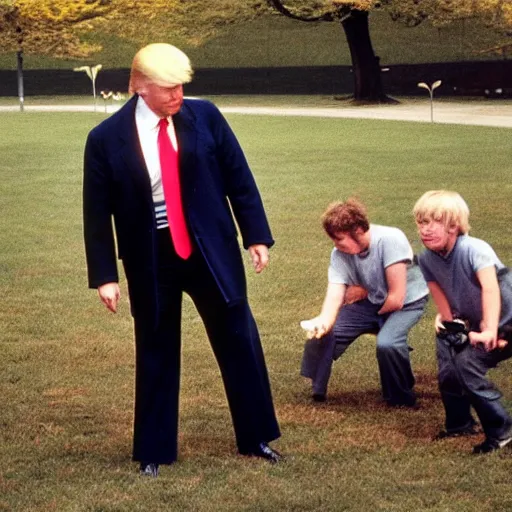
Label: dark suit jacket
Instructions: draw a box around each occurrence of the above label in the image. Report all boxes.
[83,95,274,326]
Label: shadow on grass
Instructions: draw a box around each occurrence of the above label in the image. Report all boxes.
[276,371,454,452]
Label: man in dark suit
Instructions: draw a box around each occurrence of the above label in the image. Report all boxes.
[83,43,281,477]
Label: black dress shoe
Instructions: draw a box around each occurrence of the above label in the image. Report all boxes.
[386,395,418,409]
[139,462,159,477]
[241,443,283,463]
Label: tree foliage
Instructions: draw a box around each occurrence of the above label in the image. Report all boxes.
[0,0,269,59]
[384,0,512,32]
[0,0,181,58]
[1,0,510,61]
[267,1,512,62]
[265,1,376,22]
[265,0,512,31]
[383,0,512,57]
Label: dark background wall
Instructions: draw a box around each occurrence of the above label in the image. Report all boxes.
[0,61,511,97]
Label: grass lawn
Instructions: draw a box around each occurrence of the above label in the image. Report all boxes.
[1,109,511,511]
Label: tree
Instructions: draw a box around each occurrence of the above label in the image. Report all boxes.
[0,0,180,109]
[0,1,187,58]
[267,1,512,101]
[384,0,512,55]
[267,0,390,103]
[0,0,266,59]
[2,0,510,105]
[382,1,512,61]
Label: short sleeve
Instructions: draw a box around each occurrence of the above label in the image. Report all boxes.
[381,229,413,269]
[327,249,354,285]
[468,240,498,273]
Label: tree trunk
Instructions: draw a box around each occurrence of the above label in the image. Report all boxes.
[341,10,390,103]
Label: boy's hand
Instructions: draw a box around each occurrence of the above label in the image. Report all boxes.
[434,313,444,334]
[434,313,453,334]
[434,314,445,333]
[300,317,330,339]
[343,285,368,305]
[468,330,508,351]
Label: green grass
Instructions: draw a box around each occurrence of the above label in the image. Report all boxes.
[0,11,506,70]
[1,110,512,511]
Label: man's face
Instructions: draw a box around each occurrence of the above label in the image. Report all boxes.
[416,218,458,254]
[141,82,184,117]
[331,228,368,255]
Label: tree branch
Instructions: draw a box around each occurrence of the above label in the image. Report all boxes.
[267,0,336,22]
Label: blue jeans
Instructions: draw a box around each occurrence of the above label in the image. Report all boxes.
[301,297,427,405]
[437,336,512,439]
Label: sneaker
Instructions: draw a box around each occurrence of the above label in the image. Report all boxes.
[139,462,159,477]
[312,393,326,402]
[472,435,512,454]
[433,425,480,441]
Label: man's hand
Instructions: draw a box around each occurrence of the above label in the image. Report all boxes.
[98,282,120,313]
[248,244,269,274]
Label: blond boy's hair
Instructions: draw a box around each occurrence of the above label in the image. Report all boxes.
[413,190,470,235]
[128,43,193,95]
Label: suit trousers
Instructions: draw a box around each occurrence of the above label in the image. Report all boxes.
[301,297,426,405]
[131,228,280,464]
[437,335,512,439]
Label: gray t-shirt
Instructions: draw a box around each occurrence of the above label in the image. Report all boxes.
[328,224,428,306]
[417,234,512,330]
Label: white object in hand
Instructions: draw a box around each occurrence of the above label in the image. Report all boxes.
[300,320,316,331]
[300,319,323,339]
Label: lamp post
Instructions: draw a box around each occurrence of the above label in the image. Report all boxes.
[417,80,442,123]
[73,64,103,111]
[16,49,24,112]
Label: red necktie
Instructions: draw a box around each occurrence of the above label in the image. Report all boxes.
[157,118,192,259]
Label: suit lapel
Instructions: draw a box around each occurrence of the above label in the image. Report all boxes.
[116,96,153,207]
[173,102,198,197]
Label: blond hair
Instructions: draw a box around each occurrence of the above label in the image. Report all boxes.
[322,198,370,238]
[128,43,193,94]
[413,190,470,235]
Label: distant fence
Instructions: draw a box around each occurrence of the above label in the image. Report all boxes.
[0,60,511,97]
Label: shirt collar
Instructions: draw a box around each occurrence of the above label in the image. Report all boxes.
[433,234,465,261]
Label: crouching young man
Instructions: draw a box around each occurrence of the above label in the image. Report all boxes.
[414,190,512,453]
[300,198,428,406]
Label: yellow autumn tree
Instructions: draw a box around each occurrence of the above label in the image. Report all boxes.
[267,0,393,102]
[384,0,512,57]
[267,0,511,102]
[0,0,267,59]
[385,0,512,29]
[90,0,265,48]
[0,0,183,58]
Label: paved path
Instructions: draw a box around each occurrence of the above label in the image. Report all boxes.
[220,102,512,128]
[1,100,511,128]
